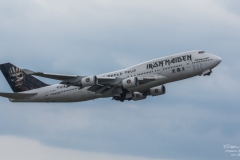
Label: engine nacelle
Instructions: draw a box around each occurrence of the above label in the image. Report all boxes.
[122,77,139,89]
[150,85,166,96]
[80,76,98,87]
[132,92,146,101]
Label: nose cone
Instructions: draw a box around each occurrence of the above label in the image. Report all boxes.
[215,55,222,65]
[210,55,222,68]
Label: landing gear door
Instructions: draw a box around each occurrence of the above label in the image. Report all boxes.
[185,60,192,73]
[193,60,203,73]
[186,61,191,69]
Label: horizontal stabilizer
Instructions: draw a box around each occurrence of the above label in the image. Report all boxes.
[0,92,37,99]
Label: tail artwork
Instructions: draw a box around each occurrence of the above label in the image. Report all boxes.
[0,63,48,92]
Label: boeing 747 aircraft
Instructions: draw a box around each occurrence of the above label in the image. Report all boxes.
[0,50,221,102]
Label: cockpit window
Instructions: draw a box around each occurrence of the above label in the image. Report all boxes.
[199,51,205,54]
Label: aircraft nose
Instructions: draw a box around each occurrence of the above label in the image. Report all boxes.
[215,55,222,65]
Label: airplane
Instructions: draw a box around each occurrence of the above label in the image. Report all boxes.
[0,50,222,102]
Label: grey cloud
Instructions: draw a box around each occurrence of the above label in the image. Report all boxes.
[0,0,239,160]
[0,101,238,160]
[215,0,240,16]
[0,135,171,160]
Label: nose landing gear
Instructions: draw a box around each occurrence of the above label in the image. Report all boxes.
[202,69,212,76]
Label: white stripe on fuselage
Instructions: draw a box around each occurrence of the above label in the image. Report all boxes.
[11,50,220,102]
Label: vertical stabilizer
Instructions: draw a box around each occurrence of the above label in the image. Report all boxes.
[0,63,48,92]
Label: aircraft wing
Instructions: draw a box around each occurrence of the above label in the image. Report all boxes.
[23,69,123,85]
[87,75,167,95]
[22,69,83,81]
[0,92,37,99]
[23,68,167,95]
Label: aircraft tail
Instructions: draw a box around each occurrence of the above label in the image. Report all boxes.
[0,63,48,92]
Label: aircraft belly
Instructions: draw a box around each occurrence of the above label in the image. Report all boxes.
[10,98,34,102]
[73,89,100,102]
[73,91,86,101]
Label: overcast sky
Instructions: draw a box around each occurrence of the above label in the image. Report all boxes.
[0,0,240,160]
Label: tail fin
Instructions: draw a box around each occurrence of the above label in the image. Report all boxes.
[0,63,48,92]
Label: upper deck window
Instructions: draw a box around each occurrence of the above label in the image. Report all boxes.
[199,51,205,54]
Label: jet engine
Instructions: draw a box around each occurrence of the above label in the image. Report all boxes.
[79,76,98,87]
[132,92,146,101]
[150,85,166,96]
[122,77,139,89]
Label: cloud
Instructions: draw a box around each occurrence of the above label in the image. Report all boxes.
[0,99,238,160]
[1,0,239,70]
[0,136,171,160]
[215,0,240,16]
[0,0,239,160]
